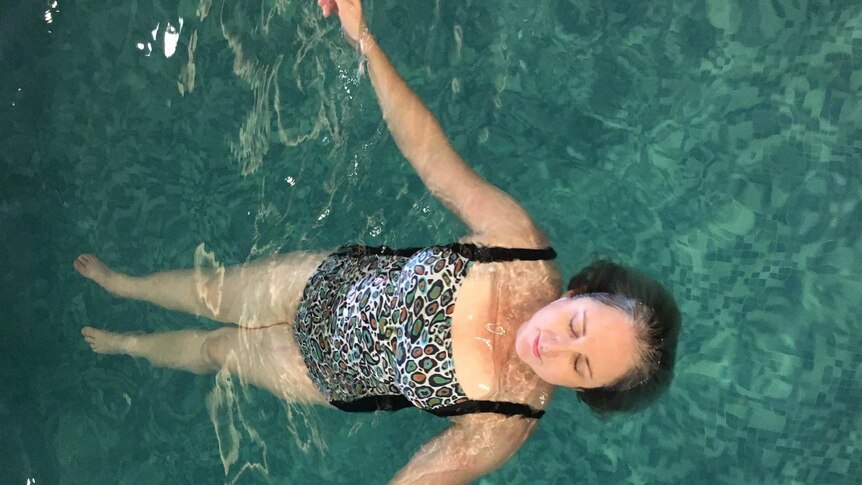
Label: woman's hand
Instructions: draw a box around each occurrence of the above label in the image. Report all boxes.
[317,0,337,17]
[318,0,368,48]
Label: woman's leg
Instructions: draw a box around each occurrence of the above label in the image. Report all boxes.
[82,326,215,373]
[74,251,328,327]
[82,325,330,405]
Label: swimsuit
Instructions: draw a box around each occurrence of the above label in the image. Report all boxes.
[293,243,557,419]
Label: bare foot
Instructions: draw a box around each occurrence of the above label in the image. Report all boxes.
[81,326,131,355]
[73,254,128,296]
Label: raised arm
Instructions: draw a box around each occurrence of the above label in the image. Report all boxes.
[326,0,548,246]
[389,414,536,485]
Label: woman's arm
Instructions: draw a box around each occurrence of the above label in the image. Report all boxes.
[389,414,536,485]
[326,0,548,246]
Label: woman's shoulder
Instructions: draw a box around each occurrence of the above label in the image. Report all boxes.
[457,230,553,251]
[458,232,561,287]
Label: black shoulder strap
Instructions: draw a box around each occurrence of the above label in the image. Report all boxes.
[329,395,414,413]
[334,245,424,258]
[448,243,557,263]
[334,243,557,263]
[426,400,546,419]
[329,396,545,419]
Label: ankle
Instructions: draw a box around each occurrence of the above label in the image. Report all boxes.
[109,273,135,298]
[121,333,143,355]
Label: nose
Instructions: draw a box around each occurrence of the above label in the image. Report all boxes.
[540,335,579,356]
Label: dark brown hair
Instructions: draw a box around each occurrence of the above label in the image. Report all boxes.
[567,260,681,414]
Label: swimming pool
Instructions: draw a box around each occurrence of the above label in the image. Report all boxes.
[1,0,859,482]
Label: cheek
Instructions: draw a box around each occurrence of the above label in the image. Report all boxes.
[520,315,542,336]
[538,356,575,386]
[529,305,564,329]
[540,355,569,381]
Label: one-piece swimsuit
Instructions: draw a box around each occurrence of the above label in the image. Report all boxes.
[293,243,557,419]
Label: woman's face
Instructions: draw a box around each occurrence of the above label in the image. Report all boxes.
[515,294,638,389]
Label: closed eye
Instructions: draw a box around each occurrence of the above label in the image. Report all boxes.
[583,311,593,379]
[572,310,592,379]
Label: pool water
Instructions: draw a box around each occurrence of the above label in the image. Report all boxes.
[1,0,860,483]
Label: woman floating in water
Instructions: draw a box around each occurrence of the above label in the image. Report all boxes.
[76,0,680,482]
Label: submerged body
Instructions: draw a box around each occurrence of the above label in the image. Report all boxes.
[75,235,563,483]
[76,236,562,415]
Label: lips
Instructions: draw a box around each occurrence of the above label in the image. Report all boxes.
[533,335,542,360]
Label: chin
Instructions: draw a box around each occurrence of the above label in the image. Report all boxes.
[514,333,529,362]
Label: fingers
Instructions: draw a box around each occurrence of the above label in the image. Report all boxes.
[317,0,338,17]
[332,0,361,15]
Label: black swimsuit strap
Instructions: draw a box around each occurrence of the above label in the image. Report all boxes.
[335,245,425,258]
[426,400,546,419]
[330,396,545,419]
[447,243,557,263]
[335,243,557,263]
[330,395,414,413]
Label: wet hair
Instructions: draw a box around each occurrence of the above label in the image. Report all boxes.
[567,260,681,415]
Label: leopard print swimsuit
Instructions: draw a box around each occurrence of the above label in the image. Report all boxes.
[293,243,556,419]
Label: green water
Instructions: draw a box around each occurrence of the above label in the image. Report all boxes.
[1,0,860,483]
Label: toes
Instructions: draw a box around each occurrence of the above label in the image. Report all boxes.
[74,256,90,273]
[74,254,98,269]
[82,327,101,352]
[82,327,99,341]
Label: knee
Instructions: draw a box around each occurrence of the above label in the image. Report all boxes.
[196,267,225,319]
[202,328,234,369]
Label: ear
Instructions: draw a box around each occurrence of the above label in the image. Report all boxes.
[561,289,576,299]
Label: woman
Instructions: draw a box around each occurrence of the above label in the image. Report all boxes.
[75,0,681,482]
